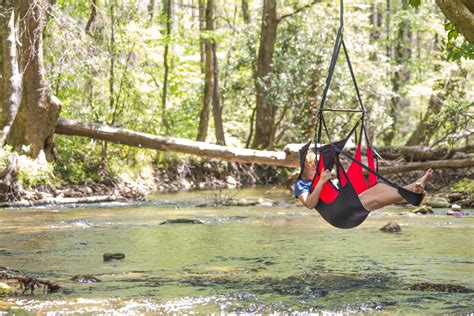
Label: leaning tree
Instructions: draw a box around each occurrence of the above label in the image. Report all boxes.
[5,0,61,158]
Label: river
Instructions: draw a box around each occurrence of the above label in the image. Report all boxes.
[1,187,473,314]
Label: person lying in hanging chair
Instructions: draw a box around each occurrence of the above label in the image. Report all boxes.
[295,148,433,212]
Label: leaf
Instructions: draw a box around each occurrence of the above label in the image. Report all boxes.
[448,30,458,41]
[409,0,421,8]
[444,22,453,31]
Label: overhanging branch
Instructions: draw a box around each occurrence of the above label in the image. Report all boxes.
[277,0,321,23]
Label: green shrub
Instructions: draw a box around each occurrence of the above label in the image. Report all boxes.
[0,146,56,188]
[451,179,474,195]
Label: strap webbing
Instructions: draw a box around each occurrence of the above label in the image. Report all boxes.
[341,39,365,112]
[333,145,403,191]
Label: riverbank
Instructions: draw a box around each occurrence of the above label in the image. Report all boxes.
[0,159,289,207]
[1,158,472,209]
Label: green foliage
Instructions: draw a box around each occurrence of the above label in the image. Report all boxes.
[0,146,56,188]
[451,179,474,195]
[408,0,421,8]
[445,23,474,61]
[53,136,102,184]
[406,1,472,61]
[17,156,56,188]
[35,0,473,181]
[430,100,473,146]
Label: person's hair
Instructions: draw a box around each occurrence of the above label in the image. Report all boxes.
[302,149,317,179]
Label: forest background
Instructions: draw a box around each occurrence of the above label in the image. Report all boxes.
[0,0,472,195]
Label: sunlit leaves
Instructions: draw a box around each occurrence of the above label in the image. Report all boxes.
[408,0,421,8]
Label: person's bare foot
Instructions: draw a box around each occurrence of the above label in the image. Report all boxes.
[413,182,424,193]
[418,169,433,188]
[411,169,433,194]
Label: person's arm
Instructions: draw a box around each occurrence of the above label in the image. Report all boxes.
[298,170,331,209]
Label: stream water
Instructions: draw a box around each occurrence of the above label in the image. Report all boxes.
[0,187,473,314]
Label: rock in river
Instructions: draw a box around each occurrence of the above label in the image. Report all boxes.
[451,203,462,212]
[424,197,450,208]
[380,222,401,233]
[409,282,472,293]
[411,205,433,214]
[71,275,101,283]
[103,253,125,262]
[159,219,203,225]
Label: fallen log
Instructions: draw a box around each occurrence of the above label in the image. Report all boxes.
[377,157,474,174]
[0,195,121,208]
[284,143,473,161]
[368,145,473,161]
[55,118,473,173]
[55,118,299,168]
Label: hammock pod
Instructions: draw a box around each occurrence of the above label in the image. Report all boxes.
[299,0,423,229]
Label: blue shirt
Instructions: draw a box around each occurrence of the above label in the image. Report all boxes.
[294,179,312,198]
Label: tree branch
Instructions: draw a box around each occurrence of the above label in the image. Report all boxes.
[436,0,474,43]
[277,0,321,23]
[85,0,97,34]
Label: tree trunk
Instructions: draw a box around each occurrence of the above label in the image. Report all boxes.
[5,0,61,158]
[85,0,97,34]
[161,0,172,135]
[252,0,278,150]
[384,0,411,146]
[196,0,213,142]
[102,0,116,163]
[369,145,474,161]
[435,0,474,43]
[241,0,258,148]
[0,195,120,208]
[204,0,225,145]
[212,41,225,145]
[198,0,205,74]
[369,3,382,61]
[241,0,250,23]
[1,2,21,131]
[377,157,474,174]
[148,0,156,23]
[56,118,298,168]
[385,0,391,59]
[405,71,466,146]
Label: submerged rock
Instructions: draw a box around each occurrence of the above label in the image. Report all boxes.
[231,199,259,206]
[159,219,204,225]
[447,192,463,203]
[270,275,329,297]
[409,282,472,293]
[411,205,433,214]
[103,253,125,262]
[447,209,469,216]
[380,222,401,233]
[257,198,274,207]
[424,197,450,208]
[71,275,101,283]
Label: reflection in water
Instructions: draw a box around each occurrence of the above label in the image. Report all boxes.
[0,186,473,313]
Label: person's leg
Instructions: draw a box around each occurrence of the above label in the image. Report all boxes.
[359,169,433,212]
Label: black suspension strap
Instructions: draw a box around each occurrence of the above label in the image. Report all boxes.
[318,25,343,113]
[333,145,401,190]
[341,39,365,112]
[314,33,342,146]
[369,145,409,186]
[335,144,423,206]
